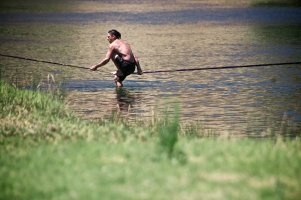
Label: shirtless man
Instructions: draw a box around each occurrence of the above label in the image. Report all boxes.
[90,29,143,87]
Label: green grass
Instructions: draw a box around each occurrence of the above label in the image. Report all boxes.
[251,0,301,7]
[0,0,78,13]
[1,81,301,200]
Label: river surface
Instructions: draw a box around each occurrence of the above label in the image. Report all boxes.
[1,0,301,137]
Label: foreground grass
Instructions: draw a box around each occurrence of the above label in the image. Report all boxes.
[2,139,301,200]
[1,81,301,200]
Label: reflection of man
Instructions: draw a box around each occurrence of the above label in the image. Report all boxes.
[115,87,136,113]
[90,29,143,87]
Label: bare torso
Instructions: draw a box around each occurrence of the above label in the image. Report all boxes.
[111,39,136,63]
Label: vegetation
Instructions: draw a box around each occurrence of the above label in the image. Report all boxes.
[1,81,301,200]
[251,0,301,7]
[1,0,300,14]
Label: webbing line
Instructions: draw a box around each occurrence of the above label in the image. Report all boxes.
[1,53,301,74]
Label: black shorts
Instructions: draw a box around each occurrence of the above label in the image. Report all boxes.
[115,57,135,82]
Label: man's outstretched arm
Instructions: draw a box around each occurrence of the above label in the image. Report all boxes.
[90,46,114,71]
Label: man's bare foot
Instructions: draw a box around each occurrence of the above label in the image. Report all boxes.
[116,82,123,87]
[114,75,123,87]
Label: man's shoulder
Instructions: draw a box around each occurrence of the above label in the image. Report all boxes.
[109,42,118,49]
[111,40,124,46]
[114,39,127,45]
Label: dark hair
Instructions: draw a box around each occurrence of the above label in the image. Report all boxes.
[108,29,121,39]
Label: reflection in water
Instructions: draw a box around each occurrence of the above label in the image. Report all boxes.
[1,1,301,136]
[115,87,138,114]
[64,80,144,121]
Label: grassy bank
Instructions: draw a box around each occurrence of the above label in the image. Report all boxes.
[251,0,301,7]
[1,81,301,200]
[1,0,300,14]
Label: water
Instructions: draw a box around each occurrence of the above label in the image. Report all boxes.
[1,0,301,136]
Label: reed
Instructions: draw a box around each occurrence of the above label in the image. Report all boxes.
[0,81,68,117]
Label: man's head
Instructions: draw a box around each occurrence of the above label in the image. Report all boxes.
[107,29,121,43]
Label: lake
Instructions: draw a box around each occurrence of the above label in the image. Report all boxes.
[1,0,301,137]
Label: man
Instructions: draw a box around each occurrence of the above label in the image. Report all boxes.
[90,29,143,87]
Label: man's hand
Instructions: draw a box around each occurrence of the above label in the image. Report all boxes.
[90,65,98,71]
[137,69,143,75]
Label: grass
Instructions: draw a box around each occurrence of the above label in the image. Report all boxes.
[251,0,301,7]
[1,81,301,200]
[1,0,300,14]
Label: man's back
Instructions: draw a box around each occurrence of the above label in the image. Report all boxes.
[111,39,135,63]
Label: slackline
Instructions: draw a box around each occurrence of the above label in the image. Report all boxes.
[1,53,301,74]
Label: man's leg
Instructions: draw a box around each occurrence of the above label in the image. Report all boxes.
[110,53,124,77]
[114,75,123,87]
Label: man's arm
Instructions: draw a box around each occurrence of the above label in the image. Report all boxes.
[133,53,143,75]
[90,46,114,71]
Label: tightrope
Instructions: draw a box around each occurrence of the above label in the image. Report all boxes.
[0,54,89,70]
[142,61,301,74]
[1,53,301,74]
